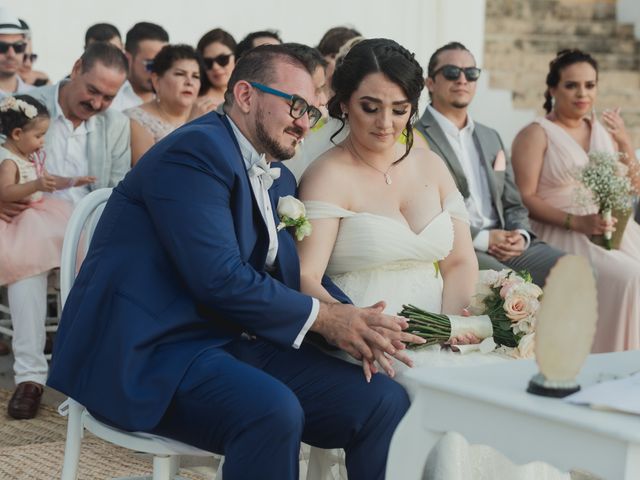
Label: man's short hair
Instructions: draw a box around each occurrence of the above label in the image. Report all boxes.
[224,44,307,108]
[282,43,327,76]
[124,22,169,55]
[85,23,121,49]
[235,30,282,58]
[427,41,472,78]
[80,42,129,75]
[317,26,361,57]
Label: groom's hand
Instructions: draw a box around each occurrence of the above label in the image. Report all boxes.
[311,301,426,378]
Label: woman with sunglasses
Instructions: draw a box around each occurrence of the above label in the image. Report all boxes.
[195,28,236,112]
[512,49,640,353]
[125,44,201,165]
[17,21,49,87]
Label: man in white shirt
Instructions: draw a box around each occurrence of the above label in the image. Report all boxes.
[110,22,168,112]
[416,42,564,286]
[0,7,33,97]
[7,42,130,420]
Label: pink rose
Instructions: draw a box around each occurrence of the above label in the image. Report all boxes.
[503,293,535,322]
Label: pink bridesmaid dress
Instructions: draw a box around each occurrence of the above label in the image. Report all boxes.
[0,146,73,286]
[530,117,640,352]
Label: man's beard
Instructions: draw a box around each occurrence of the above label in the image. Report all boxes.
[451,100,470,109]
[255,107,301,160]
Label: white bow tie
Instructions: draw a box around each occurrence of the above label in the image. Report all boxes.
[249,156,281,190]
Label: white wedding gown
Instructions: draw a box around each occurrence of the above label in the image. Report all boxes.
[305,192,570,480]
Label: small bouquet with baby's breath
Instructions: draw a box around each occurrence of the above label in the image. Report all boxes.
[574,151,635,250]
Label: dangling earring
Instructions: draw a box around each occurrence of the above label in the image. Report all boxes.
[551,96,556,109]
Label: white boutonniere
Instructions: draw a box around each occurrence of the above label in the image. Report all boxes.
[277,195,312,241]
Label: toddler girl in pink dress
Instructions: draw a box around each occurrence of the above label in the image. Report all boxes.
[0,95,94,285]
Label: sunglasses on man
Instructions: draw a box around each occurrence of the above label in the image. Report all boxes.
[433,65,481,82]
[203,54,234,70]
[24,53,38,63]
[0,41,27,54]
[250,82,322,128]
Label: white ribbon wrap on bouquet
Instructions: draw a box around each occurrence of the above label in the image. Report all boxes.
[448,315,497,354]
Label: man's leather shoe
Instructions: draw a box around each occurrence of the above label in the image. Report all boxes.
[0,339,10,356]
[7,382,43,420]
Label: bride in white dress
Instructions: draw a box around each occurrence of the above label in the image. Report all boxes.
[297,39,570,480]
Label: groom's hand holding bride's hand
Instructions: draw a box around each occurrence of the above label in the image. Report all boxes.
[311,301,426,382]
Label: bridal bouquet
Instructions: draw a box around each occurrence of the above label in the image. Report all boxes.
[574,150,635,250]
[400,269,541,358]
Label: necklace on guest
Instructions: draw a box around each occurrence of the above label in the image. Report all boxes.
[346,138,395,185]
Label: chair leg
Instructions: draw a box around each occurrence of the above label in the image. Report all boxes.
[152,455,173,480]
[306,447,335,480]
[215,456,224,480]
[60,401,84,480]
[168,456,179,477]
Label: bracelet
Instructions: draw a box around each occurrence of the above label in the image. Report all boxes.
[563,213,573,231]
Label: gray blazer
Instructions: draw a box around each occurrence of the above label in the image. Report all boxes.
[31,83,131,190]
[415,108,533,239]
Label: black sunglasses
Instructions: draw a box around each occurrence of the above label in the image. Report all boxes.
[0,41,27,54]
[203,53,234,70]
[25,53,38,63]
[433,65,481,82]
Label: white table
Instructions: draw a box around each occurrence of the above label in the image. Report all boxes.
[386,350,640,479]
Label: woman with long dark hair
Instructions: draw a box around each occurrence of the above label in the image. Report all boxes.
[512,49,640,352]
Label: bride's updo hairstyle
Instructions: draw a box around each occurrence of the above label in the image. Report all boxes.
[543,49,598,113]
[328,38,424,161]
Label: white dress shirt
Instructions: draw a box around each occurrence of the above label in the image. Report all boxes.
[227,117,319,348]
[45,82,93,205]
[109,80,143,112]
[0,75,34,97]
[427,105,530,251]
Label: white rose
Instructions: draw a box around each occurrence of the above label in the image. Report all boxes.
[479,269,511,288]
[510,282,543,300]
[499,275,525,299]
[277,195,305,220]
[516,333,535,359]
[512,317,533,334]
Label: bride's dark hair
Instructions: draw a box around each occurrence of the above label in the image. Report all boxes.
[327,38,424,162]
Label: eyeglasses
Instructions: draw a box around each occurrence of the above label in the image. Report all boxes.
[250,82,322,128]
[142,59,154,72]
[203,53,233,70]
[0,41,27,54]
[433,65,481,82]
[24,53,38,63]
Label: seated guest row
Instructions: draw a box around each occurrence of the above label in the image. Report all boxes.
[0,6,638,435]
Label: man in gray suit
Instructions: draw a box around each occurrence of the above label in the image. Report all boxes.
[415,42,563,287]
[6,42,130,420]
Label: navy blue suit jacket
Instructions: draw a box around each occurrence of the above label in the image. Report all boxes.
[47,113,349,431]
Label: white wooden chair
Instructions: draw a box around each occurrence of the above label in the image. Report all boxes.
[57,188,218,480]
[57,188,337,480]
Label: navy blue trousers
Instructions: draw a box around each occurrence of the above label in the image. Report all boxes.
[149,338,410,480]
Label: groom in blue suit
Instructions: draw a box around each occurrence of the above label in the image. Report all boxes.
[48,45,420,480]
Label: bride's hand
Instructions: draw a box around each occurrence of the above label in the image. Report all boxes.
[447,308,481,345]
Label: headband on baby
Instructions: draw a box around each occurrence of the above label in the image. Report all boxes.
[0,96,37,119]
